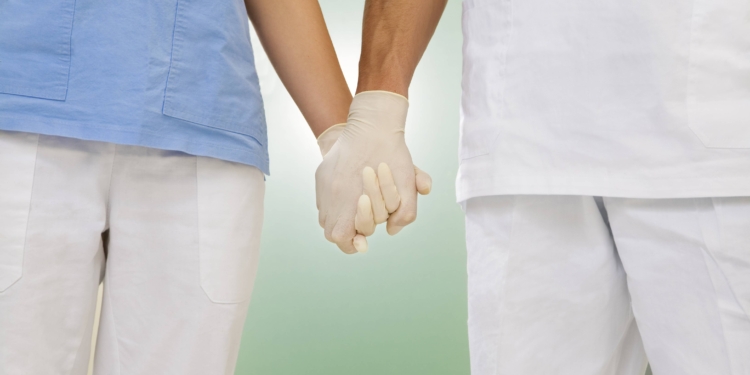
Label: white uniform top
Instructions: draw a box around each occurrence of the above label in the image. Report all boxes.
[456,0,750,202]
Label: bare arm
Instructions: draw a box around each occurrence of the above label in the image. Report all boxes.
[357,0,448,97]
[244,0,351,137]
[312,0,444,254]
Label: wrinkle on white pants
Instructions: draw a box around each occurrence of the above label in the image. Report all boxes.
[465,195,750,375]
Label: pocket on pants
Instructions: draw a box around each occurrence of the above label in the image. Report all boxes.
[197,157,264,304]
[704,198,750,317]
[686,0,750,148]
[0,131,39,292]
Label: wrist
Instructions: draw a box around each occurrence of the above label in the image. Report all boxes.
[356,76,409,98]
[356,53,411,97]
[347,91,409,134]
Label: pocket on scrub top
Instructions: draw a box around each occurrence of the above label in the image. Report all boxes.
[162,0,266,144]
[0,0,75,101]
[686,0,750,148]
[196,156,265,304]
[460,0,512,159]
[0,131,39,292]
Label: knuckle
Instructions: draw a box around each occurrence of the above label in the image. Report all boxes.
[400,211,417,225]
[339,247,356,255]
[324,227,335,242]
[331,232,348,244]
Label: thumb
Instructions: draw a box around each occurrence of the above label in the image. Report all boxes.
[386,164,417,236]
[414,166,432,195]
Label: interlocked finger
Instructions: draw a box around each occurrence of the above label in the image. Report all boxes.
[362,166,389,224]
[386,220,404,236]
[353,234,368,253]
[378,163,401,213]
[415,166,432,195]
[355,194,376,236]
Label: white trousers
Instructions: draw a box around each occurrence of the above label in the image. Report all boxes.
[0,131,265,375]
[465,195,750,375]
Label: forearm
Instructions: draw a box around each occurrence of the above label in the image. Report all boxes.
[357,0,447,97]
[245,0,351,137]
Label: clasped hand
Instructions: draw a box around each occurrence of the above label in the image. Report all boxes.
[315,91,431,254]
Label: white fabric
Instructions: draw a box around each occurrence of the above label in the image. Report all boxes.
[464,195,750,375]
[0,130,265,375]
[457,0,750,202]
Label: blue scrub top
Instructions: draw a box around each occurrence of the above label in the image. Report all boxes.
[0,0,269,174]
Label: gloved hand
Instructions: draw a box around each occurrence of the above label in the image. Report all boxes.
[315,91,431,254]
[352,164,432,252]
[316,123,346,157]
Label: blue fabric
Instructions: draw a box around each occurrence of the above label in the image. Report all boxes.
[0,0,269,174]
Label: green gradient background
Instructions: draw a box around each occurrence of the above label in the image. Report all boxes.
[236,1,468,374]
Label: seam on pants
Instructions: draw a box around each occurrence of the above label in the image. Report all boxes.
[592,197,648,372]
[706,198,750,320]
[10,134,41,292]
[104,144,117,231]
[69,283,100,375]
[494,195,518,375]
[604,311,639,373]
[194,156,208,302]
[104,144,122,374]
[593,197,641,374]
[104,281,123,375]
[693,198,735,373]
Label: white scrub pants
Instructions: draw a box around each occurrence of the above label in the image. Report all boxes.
[465,195,750,375]
[0,131,265,375]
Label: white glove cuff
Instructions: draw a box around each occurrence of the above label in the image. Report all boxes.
[348,91,409,134]
[316,123,346,157]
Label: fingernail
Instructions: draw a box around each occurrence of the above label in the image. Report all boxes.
[353,236,368,253]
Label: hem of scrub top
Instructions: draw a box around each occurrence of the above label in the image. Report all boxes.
[0,114,270,175]
[456,179,750,203]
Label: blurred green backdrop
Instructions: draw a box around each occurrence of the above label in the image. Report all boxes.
[235,1,468,374]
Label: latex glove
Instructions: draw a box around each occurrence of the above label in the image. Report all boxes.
[316,115,433,253]
[315,91,428,254]
[319,125,432,252]
[353,164,432,250]
[316,123,346,157]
